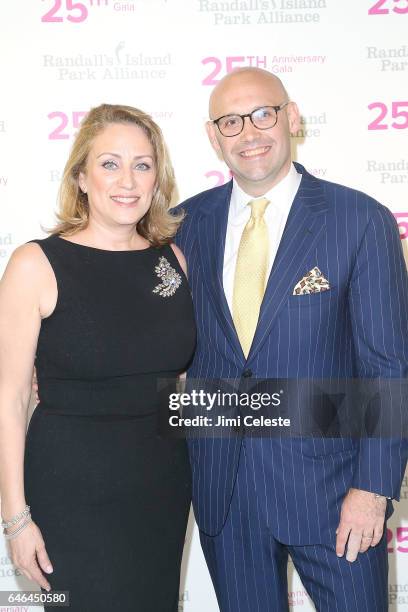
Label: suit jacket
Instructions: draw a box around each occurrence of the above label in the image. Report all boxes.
[173,162,408,543]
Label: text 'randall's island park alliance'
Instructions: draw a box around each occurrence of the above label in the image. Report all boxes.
[198,0,327,25]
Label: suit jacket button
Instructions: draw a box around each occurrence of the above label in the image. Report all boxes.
[242,369,253,378]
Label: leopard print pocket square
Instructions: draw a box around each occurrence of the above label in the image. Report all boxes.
[293,267,331,295]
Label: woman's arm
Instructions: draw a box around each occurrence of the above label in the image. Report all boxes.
[170,243,189,382]
[0,243,54,590]
[170,242,188,277]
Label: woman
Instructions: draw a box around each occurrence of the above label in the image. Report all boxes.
[0,104,196,611]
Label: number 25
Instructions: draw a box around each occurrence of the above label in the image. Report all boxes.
[369,0,408,15]
[368,102,408,130]
[41,0,88,23]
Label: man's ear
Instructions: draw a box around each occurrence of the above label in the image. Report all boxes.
[286,101,301,135]
[205,120,224,160]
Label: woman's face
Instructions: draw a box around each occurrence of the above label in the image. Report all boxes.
[79,122,157,230]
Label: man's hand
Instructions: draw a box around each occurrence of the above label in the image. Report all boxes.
[336,488,387,562]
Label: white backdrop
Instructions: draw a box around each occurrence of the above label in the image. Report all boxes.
[0,1,407,610]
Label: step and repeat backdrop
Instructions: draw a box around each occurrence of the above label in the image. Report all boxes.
[0,1,407,610]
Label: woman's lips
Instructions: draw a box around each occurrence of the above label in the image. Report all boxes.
[110,195,140,206]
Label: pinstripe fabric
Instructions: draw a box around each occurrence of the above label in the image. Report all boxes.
[199,440,290,612]
[287,532,388,612]
[200,440,388,612]
[173,163,408,605]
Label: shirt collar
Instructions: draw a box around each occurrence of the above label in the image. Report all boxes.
[229,162,301,220]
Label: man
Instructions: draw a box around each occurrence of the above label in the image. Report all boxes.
[173,68,408,611]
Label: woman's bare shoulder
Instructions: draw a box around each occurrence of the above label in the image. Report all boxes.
[2,242,52,284]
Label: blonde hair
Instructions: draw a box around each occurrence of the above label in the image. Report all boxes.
[50,103,183,245]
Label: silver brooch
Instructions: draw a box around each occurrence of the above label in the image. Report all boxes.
[152,256,182,297]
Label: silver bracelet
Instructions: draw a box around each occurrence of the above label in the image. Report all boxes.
[3,514,32,540]
[1,504,30,529]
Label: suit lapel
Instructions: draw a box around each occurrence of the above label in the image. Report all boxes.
[247,164,329,362]
[197,181,246,364]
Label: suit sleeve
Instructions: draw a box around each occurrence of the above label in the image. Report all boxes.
[348,204,408,500]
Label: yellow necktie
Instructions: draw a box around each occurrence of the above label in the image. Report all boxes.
[232,197,270,358]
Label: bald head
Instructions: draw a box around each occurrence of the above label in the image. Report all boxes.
[209,68,289,119]
[205,66,300,196]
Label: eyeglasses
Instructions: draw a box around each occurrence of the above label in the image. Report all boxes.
[212,102,290,137]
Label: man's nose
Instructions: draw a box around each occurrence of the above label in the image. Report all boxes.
[240,115,261,140]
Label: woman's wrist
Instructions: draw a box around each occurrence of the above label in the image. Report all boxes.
[1,501,29,525]
[3,512,32,540]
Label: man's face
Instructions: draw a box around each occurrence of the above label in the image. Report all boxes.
[206,72,300,196]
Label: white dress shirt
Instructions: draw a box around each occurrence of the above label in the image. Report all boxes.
[223,162,302,314]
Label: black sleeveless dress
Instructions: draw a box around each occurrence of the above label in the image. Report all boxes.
[23,235,196,612]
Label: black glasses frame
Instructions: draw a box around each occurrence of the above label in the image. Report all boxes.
[212,102,290,137]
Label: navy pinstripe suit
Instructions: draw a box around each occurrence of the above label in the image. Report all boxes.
[174,163,408,611]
